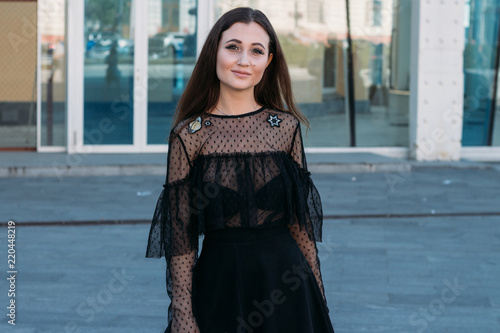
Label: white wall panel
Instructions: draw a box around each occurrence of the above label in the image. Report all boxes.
[409,0,465,161]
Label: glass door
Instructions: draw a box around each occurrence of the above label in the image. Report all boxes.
[147,0,198,144]
[83,0,135,145]
[71,0,197,152]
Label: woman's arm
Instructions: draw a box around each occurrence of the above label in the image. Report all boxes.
[287,223,326,303]
[287,120,327,304]
[146,128,200,332]
[170,253,199,331]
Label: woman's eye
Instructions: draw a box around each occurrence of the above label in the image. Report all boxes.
[252,48,265,55]
[226,44,239,51]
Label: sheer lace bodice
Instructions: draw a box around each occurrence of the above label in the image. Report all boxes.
[145,106,326,332]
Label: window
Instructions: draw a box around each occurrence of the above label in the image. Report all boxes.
[373,0,382,27]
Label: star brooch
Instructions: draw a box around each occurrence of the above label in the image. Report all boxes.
[267,114,282,127]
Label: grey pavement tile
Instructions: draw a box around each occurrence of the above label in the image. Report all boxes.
[331,246,388,255]
[331,307,411,332]
[342,255,387,265]
[380,284,439,295]
[479,276,500,289]
[330,291,390,305]
[431,307,500,326]
[388,293,492,307]
[386,275,446,287]
[386,263,433,278]
[339,281,390,294]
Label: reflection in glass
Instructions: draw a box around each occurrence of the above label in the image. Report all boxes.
[494,54,500,145]
[214,0,347,147]
[494,74,500,145]
[147,0,198,144]
[41,0,67,146]
[84,0,134,145]
[349,0,409,147]
[463,0,500,146]
[214,0,409,147]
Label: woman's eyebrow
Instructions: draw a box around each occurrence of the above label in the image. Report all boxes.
[225,39,266,49]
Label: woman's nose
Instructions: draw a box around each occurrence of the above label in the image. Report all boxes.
[237,52,250,66]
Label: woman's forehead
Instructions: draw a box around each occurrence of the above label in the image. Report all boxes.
[221,22,270,45]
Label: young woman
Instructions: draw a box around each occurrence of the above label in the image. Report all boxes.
[146,7,335,333]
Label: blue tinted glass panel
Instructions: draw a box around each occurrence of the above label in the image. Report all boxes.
[84,0,134,145]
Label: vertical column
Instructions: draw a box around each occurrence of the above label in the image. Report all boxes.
[409,0,465,161]
[134,0,148,149]
[197,0,214,58]
[66,0,85,153]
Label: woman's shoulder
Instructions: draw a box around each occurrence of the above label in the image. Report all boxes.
[266,107,299,121]
[264,107,300,126]
[265,107,296,117]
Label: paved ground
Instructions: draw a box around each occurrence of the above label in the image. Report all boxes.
[0,155,499,332]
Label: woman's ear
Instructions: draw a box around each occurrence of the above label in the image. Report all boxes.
[266,53,273,68]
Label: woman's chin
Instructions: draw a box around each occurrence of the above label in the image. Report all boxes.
[220,82,256,93]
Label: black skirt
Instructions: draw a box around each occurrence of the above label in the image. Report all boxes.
[190,224,335,333]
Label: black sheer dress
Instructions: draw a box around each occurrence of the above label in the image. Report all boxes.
[146,106,334,333]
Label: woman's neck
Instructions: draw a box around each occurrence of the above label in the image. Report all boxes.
[216,89,259,115]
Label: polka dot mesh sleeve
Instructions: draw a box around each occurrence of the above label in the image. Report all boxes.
[287,121,327,306]
[145,128,200,332]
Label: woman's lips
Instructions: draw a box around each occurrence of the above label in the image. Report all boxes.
[231,70,251,77]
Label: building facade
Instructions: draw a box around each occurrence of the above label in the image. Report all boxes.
[0,0,499,160]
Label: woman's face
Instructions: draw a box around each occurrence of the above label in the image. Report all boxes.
[216,22,273,94]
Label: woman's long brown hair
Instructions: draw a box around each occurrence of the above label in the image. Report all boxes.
[170,7,310,139]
